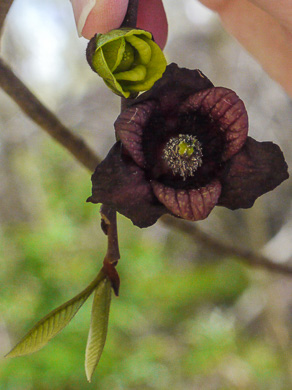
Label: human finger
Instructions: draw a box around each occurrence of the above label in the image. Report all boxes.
[198,0,292,96]
[70,0,168,49]
[70,0,128,38]
[137,0,168,49]
[249,0,292,31]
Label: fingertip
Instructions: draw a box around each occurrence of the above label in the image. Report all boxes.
[70,0,96,37]
[137,0,168,49]
[70,0,129,39]
[197,0,228,12]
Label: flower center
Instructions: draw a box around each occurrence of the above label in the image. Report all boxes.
[162,134,203,180]
[115,42,135,72]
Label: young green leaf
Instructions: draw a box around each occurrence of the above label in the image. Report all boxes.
[6,270,106,358]
[85,277,112,382]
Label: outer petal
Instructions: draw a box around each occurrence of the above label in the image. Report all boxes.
[180,87,248,160]
[133,63,214,115]
[151,180,222,221]
[218,137,289,209]
[87,143,166,228]
[122,37,167,93]
[115,100,156,168]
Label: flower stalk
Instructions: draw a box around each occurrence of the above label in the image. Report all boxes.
[98,0,141,294]
[121,0,139,28]
[100,205,120,296]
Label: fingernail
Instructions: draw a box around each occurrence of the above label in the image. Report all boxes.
[70,0,96,37]
[70,0,129,40]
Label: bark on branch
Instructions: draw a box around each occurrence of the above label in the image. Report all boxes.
[0,0,13,38]
[0,58,100,171]
[162,216,292,277]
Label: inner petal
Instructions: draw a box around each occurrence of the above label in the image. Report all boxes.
[102,38,125,72]
[180,87,248,161]
[151,180,222,221]
[115,64,147,81]
[125,35,152,65]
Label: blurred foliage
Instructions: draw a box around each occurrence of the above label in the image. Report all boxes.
[1,0,292,389]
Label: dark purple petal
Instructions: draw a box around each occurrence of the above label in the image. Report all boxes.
[218,137,289,209]
[180,87,248,161]
[132,63,214,115]
[151,180,222,221]
[115,101,156,168]
[87,143,167,228]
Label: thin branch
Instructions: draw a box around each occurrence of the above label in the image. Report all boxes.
[0,58,100,171]
[0,0,13,39]
[162,216,292,277]
[120,0,139,108]
[121,0,139,29]
[101,205,120,265]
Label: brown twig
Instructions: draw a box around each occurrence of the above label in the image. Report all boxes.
[162,216,292,276]
[0,0,13,39]
[120,0,139,109]
[0,58,100,171]
[121,0,139,29]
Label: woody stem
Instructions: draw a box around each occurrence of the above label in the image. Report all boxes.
[101,205,120,296]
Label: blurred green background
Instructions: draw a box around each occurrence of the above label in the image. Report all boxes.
[1,0,292,389]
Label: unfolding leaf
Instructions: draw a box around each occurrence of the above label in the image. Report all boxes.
[6,270,106,358]
[85,277,112,382]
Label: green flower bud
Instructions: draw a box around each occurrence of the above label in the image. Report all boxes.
[86,28,167,98]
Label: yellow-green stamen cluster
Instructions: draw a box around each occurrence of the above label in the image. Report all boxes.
[163,134,203,180]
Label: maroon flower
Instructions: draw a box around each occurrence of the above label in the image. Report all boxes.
[87,64,289,228]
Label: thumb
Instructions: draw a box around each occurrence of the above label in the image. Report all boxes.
[70,0,129,38]
[137,0,168,49]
